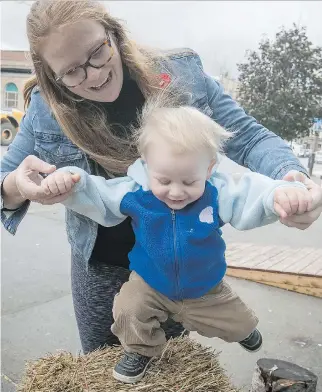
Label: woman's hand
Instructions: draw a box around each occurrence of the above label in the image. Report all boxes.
[41,170,80,198]
[280,171,322,230]
[3,155,79,208]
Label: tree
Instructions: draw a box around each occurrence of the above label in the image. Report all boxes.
[237,25,322,141]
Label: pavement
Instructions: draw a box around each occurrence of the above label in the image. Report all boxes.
[1,152,322,391]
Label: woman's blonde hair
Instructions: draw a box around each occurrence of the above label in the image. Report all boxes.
[24,0,180,176]
[135,95,231,158]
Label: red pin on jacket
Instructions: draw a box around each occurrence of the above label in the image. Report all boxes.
[159,73,171,88]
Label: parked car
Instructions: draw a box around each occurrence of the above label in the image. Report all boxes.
[315,150,322,164]
[1,108,24,146]
[297,147,309,158]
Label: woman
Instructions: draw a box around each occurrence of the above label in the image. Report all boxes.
[1,0,321,354]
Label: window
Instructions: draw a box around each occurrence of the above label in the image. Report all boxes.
[5,83,19,108]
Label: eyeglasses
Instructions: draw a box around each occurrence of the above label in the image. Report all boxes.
[55,36,114,88]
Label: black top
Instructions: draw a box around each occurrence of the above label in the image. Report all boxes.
[91,66,145,268]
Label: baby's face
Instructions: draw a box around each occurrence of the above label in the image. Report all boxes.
[145,139,214,210]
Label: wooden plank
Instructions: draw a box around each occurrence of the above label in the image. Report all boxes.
[233,246,285,269]
[263,248,308,272]
[249,247,294,271]
[282,247,319,273]
[274,249,322,274]
[226,267,322,298]
[227,267,322,288]
[227,245,265,266]
[227,246,322,276]
[299,253,322,275]
[225,243,256,263]
[226,244,290,269]
[225,243,322,297]
[226,242,257,255]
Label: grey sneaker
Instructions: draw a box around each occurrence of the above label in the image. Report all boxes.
[113,352,153,384]
[239,329,262,352]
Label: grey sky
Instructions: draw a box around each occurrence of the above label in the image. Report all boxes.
[1,1,322,77]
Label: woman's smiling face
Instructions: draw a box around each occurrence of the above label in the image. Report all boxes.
[41,19,124,102]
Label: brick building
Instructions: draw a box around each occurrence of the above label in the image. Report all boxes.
[1,50,33,112]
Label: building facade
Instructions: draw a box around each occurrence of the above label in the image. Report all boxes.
[296,131,322,152]
[1,50,33,112]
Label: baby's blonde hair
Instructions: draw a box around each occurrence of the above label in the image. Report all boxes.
[135,95,231,158]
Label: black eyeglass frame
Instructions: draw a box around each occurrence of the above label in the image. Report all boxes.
[55,34,114,88]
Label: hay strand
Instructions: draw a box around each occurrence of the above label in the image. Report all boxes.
[18,336,238,392]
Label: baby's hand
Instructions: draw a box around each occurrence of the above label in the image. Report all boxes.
[274,186,313,219]
[41,170,80,197]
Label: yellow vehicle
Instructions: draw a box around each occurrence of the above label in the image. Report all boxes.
[1,108,24,146]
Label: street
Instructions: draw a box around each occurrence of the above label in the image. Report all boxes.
[1,148,322,392]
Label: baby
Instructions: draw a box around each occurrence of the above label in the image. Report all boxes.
[41,102,311,384]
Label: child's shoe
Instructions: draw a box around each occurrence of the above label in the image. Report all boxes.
[113,352,153,383]
[239,328,262,352]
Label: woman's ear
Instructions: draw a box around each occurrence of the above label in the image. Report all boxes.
[207,159,216,179]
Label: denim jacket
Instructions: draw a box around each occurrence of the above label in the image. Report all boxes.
[0,48,306,263]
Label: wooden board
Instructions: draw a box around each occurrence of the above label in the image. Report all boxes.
[225,243,322,298]
[227,267,322,298]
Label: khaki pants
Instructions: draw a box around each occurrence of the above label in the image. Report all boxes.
[112,271,258,357]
